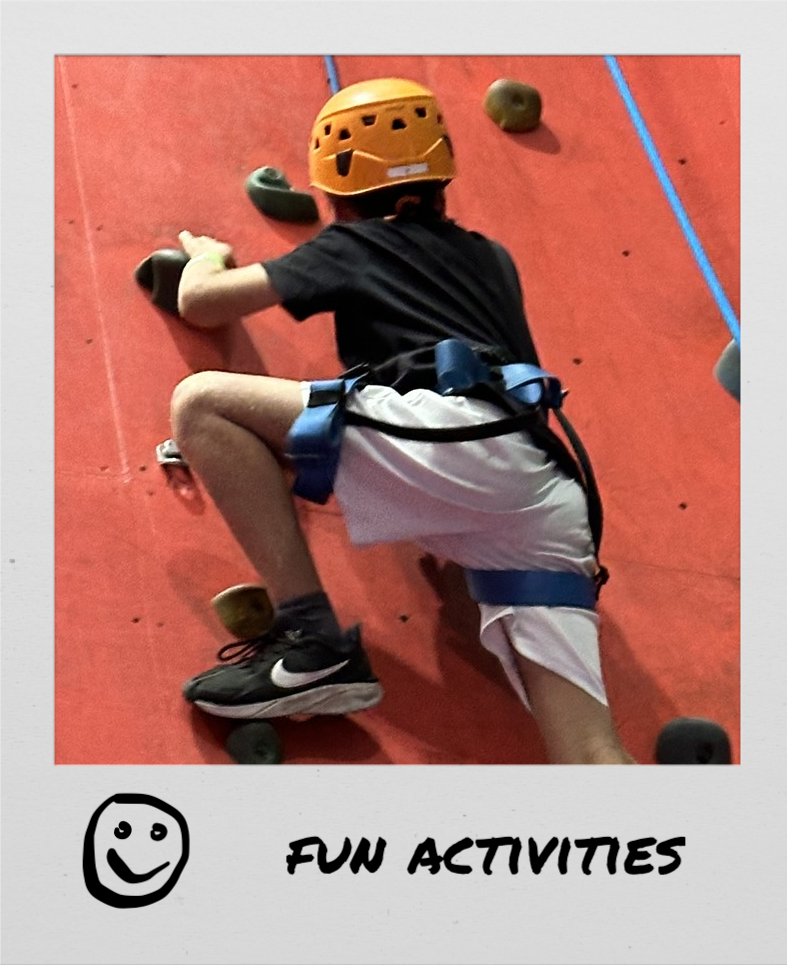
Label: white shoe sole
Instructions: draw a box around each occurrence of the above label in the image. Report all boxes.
[194,681,383,720]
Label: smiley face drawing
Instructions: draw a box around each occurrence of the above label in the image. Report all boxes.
[83,794,189,907]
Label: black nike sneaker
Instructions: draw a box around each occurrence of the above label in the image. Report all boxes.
[182,623,383,720]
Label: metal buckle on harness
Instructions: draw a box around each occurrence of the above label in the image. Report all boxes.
[306,383,346,408]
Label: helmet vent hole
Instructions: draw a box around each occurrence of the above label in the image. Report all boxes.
[313,138,320,150]
[324,124,332,136]
[339,128,351,140]
[335,149,353,177]
[437,113,443,124]
[361,115,377,126]
[391,118,407,130]
[415,107,427,118]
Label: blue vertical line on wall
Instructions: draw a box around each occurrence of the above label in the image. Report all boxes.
[605,55,740,346]
[324,56,341,95]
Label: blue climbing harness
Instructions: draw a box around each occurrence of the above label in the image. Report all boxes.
[286,339,608,611]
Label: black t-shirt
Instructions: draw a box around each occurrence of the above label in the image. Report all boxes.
[263,215,541,392]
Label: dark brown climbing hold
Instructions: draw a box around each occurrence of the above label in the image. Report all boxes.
[226,721,283,765]
[655,717,732,764]
[245,166,319,223]
[714,339,740,402]
[134,248,191,317]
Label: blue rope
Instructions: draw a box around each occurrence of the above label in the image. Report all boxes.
[323,55,341,95]
[604,55,740,346]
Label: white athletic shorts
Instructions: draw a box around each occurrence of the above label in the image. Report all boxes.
[300,382,607,710]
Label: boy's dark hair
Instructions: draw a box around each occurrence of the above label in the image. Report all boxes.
[333,181,448,222]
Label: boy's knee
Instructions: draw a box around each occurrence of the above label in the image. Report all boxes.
[171,371,221,438]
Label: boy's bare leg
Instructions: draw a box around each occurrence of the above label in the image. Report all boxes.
[170,371,320,606]
[513,653,637,765]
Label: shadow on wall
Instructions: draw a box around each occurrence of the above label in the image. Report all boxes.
[146,301,271,377]
[503,121,561,156]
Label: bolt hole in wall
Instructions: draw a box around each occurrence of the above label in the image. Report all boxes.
[54,54,739,765]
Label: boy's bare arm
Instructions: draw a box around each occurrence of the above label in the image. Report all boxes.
[177,229,283,329]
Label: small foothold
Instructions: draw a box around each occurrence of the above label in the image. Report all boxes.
[679,502,687,510]
[156,438,188,469]
[245,166,319,223]
[211,583,275,639]
[483,79,542,133]
[134,248,190,316]
[622,250,631,257]
[226,721,283,765]
[655,717,732,764]
[572,358,583,365]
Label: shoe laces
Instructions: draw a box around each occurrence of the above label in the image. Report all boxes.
[217,629,304,666]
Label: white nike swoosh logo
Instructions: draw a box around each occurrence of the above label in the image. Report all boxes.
[270,657,350,689]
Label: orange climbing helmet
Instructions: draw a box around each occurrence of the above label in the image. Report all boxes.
[308,77,456,196]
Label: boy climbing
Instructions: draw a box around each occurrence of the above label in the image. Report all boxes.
[172,77,636,764]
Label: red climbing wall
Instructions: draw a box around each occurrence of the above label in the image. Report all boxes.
[55,55,739,765]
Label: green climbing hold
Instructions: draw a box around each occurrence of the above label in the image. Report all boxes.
[484,79,542,133]
[245,166,319,223]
